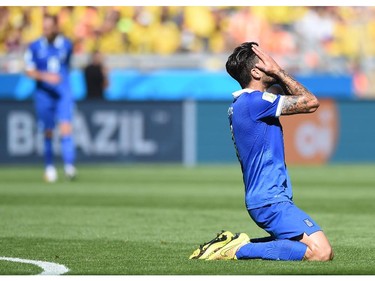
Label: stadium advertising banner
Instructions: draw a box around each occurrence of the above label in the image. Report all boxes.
[282,99,339,165]
[0,101,183,164]
[2,99,375,165]
[196,99,342,165]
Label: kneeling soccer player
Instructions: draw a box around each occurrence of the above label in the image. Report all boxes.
[190,42,333,262]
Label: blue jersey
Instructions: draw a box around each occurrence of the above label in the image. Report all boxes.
[24,35,73,96]
[228,89,293,210]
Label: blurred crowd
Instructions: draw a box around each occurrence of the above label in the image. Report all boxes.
[1,6,375,59]
[1,6,375,96]
[2,5,375,93]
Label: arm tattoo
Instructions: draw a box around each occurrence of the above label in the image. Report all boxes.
[282,96,312,115]
[277,70,319,115]
[278,69,310,96]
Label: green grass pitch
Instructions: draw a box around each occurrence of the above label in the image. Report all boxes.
[0,164,374,275]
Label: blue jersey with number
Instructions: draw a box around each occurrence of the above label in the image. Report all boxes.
[228,89,293,210]
[24,35,73,96]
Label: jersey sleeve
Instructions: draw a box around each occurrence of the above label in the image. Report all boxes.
[251,91,285,120]
[24,45,36,71]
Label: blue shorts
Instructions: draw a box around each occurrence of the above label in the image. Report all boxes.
[248,201,321,240]
[34,89,74,130]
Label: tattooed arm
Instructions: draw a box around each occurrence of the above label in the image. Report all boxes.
[252,45,319,115]
[276,69,319,115]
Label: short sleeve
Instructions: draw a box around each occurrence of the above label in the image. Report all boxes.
[251,91,285,120]
[24,46,36,71]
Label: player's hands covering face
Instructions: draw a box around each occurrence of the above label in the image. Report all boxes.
[252,45,282,77]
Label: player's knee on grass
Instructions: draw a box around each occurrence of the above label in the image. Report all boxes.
[59,122,72,136]
[308,242,333,261]
[301,231,333,261]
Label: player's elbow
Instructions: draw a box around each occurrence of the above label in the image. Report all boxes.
[307,97,320,113]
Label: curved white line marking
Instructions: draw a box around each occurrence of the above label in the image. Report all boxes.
[0,256,69,275]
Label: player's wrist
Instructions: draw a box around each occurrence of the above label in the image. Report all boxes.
[41,72,51,82]
[273,68,285,78]
[36,72,44,82]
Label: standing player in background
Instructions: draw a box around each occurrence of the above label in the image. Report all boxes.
[24,14,76,183]
[190,42,333,262]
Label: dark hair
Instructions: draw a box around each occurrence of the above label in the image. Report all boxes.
[44,14,59,26]
[226,42,259,89]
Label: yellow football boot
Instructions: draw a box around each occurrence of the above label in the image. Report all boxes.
[206,232,250,260]
[189,230,234,260]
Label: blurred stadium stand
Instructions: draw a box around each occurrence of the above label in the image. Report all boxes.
[0,69,353,101]
[1,6,375,99]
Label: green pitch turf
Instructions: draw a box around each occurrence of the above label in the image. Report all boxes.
[0,164,374,275]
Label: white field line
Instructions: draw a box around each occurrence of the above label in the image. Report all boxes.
[0,256,69,275]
